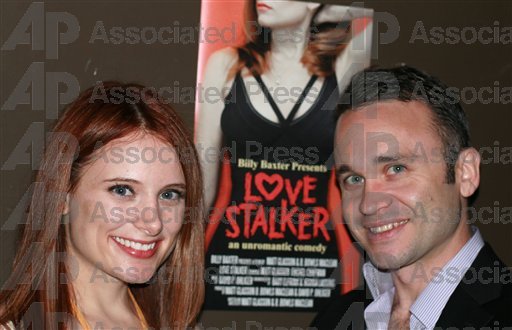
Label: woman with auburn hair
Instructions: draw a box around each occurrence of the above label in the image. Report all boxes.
[0,82,204,329]
[196,0,373,317]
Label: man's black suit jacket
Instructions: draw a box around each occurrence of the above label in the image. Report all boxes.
[311,243,512,329]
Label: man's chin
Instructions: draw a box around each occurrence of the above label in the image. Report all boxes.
[369,253,405,272]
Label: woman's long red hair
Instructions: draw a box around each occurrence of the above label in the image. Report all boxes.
[0,82,205,329]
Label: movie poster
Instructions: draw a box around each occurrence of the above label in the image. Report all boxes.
[195,0,374,311]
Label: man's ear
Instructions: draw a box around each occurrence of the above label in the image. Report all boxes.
[456,148,480,198]
[63,193,70,215]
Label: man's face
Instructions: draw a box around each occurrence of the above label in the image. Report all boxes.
[334,100,468,272]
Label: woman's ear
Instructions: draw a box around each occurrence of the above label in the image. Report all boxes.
[456,148,480,198]
[63,193,70,215]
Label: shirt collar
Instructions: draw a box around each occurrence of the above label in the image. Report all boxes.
[363,226,484,329]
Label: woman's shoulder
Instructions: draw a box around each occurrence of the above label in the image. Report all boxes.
[0,303,14,330]
[209,47,238,64]
[206,47,239,73]
[203,47,239,89]
[0,321,15,330]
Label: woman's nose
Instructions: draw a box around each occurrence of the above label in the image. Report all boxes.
[133,198,163,236]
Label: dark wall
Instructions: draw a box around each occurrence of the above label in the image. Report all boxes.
[1,0,202,284]
[1,1,510,328]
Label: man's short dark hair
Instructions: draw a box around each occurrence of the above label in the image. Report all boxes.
[337,65,470,184]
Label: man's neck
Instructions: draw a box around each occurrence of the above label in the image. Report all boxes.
[390,223,472,308]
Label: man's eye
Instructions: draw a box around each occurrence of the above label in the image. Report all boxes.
[160,190,184,201]
[344,175,364,185]
[387,165,406,175]
[110,185,134,196]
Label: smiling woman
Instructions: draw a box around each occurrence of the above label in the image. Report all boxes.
[0,82,205,329]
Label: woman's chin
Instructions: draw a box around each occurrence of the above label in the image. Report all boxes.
[107,264,158,284]
[117,272,155,284]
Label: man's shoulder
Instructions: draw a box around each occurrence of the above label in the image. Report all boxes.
[463,242,511,299]
[470,243,512,322]
[436,242,512,328]
[311,286,372,330]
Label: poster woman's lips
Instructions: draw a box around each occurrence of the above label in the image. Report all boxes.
[256,2,272,11]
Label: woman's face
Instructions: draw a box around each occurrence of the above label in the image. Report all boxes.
[255,0,319,29]
[65,133,186,284]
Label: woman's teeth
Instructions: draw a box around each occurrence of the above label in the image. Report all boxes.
[113,236,156,251]
[369,220,409,234]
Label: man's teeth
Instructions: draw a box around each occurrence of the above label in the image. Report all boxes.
[113,237,156,251]
[369,220,409,234]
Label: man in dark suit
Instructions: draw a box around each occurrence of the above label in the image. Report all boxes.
[312,65,512,329]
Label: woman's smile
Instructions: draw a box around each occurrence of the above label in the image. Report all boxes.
[111,236,161,259]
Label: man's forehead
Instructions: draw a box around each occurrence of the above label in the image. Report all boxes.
[334,100,443,164]
[335,100,437,140]
[338,100,432,124]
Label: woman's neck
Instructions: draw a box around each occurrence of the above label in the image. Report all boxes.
[269,16,313,61]
[270,30,307,60]
[68,257,135,326]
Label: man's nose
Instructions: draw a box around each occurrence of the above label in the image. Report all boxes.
[359,180,393,216]
[133,197,164,236]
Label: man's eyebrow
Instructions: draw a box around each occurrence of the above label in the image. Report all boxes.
[335,164,352,176]
[375,154,418,163]
[336,154,419,176]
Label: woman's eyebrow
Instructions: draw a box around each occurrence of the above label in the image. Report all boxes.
[102,177,141,184]
[103,178,187,188]
[162,183,186,189]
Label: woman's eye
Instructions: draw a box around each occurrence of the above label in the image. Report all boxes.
[344,175,364,185]
[160,190,184,201]
[110,185,134,197]
[387,165,406,175]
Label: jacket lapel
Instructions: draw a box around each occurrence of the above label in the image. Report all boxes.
[435,244,503,328]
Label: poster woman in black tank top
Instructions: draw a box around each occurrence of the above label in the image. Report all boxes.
[196,0,373,315]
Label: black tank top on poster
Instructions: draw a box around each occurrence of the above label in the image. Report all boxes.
[204,71,345,311]
[222,72,337,165]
